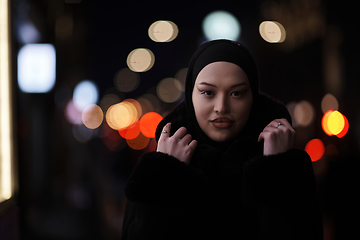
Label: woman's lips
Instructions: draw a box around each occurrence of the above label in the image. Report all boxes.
[210,118,234,129]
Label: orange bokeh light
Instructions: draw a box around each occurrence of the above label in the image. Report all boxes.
[119,119,140,140]
[305,138,325,162]
[322,110,333,136]
[139,112,163,138]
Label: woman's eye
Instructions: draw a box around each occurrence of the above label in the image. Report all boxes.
[231,91,243,97]
[200,90,213,96]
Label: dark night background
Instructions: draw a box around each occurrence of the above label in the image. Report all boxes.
[0,0,359,239]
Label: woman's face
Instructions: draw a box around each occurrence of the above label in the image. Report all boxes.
[192,61,253,142]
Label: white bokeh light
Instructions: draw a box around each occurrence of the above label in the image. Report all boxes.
[202,10,241,41]
[17,44,56,93]
[73,80,99,111]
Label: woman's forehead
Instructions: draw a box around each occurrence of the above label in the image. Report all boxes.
[195,61,249,85]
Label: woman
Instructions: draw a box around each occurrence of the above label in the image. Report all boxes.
[121,40,323,239]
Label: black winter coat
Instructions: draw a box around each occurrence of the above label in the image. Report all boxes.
[121,94,323,240]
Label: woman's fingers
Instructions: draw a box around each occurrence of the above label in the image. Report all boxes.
[172,127,194,145]
[188,139,198,150]
[159,124,194,144]
[271,118,291,129]
[156,124,197,164]
[172,126,188,139]
[159,122,171,139]
[181,134,193,145]
[258,118,296,156]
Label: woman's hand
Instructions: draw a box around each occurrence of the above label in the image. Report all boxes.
[156,123,198,165]
[258,118,296,156]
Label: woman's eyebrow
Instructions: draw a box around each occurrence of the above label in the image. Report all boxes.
[198,82,217,87]
[198,82,248,88]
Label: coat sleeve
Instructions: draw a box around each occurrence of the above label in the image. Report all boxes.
[121,151,211,240]
[124,151,210,206]
[242,148,317,207]
[242,148,323,240]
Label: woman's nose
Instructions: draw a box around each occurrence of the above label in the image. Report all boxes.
[214,96,228,114]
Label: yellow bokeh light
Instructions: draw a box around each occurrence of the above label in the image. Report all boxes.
[327,110,345,135]
[122,99,142,120]
[259,21,286,43]
[105,102,137,131]
[82,104,104,129]
[148,20,179,42]
[294,100,314,127]
[157,78,183,103]
[126,48,155,72]
[321,93,338,114]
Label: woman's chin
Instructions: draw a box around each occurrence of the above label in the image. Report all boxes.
[208,132,235,142]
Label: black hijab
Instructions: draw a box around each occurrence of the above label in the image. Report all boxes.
[183,39,260,150]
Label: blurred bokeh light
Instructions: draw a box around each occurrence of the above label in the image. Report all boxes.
[82,104,104,129]
[73,80,99,111]
[17,44,56,93]
[322,110,348,137]
[202,10,241,41]
[106,102,136,131]
[118,120,140,140]
[336,114,349,138]
[126,132,150,150]
[65,100,82,125]
[321,93,339,113]
[148,20,179,42]
[156,78,183,103]
[139,112,163,138]
[293,100,315,127]
[114,68,140,93]
[259,21,286,43]
[327,111,345,135]
[126,48,155,72]
[305,138,325,162]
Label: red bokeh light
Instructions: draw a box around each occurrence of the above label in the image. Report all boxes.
[139,112,163,138]
[119,119,140,140]
[336,114,349,138]
[305,138,325,162]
